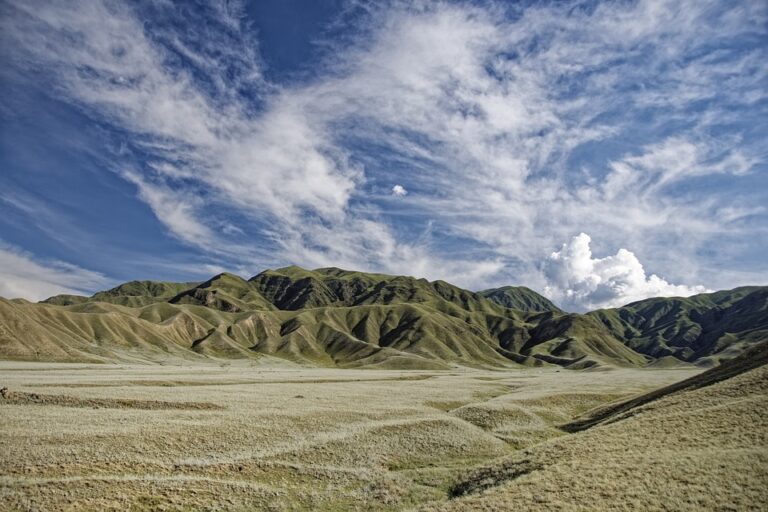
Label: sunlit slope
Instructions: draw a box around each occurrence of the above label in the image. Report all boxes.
[0,299,528,367]
[0,298,215,363]
[1,267,765,367]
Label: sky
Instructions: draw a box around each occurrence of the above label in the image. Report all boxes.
[0,0,766,311]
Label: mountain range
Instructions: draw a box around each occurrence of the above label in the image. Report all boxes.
[1,266,765,369]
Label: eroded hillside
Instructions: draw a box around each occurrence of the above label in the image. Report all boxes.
[1,266,765,368]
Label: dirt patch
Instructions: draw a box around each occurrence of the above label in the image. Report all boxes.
[449,458,543,497]
[0,388,223,410]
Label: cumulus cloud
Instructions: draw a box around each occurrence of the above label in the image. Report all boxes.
[544,234,709,311]
[391,185,408,197]
[0,242,109,301]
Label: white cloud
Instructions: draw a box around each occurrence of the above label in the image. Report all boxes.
[602,137,756,201]
[2,0,765,294]
[544,233,709,311]
[121,171,214,246]
[391,184,407,197]
[0,242,109,301]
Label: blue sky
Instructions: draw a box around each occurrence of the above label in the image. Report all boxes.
[0,0,766,310]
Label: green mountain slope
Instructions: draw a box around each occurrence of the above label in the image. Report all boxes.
[249,266,512,315]
[169,273,275,312]
[522,313,649,368]
[2,268,765,368]
[480,286,562,313]
[43,280,199,308]
[590,286,768,366]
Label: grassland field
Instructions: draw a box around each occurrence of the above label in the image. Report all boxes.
[0,360,706,511]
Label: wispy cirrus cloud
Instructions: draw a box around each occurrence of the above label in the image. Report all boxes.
[120,170,215,246]
[1,0,765,305]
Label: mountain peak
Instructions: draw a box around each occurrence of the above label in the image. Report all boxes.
[480,286,562,313]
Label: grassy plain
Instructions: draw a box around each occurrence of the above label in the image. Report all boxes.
[0,361,709,511]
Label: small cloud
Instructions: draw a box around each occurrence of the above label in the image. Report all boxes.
[391,184,408,197]
[543,233,708,311]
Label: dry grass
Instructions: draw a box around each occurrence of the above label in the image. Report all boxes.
[423,364,768,512]
[0,361,743,511]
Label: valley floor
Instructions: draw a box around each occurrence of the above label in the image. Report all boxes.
[0,361,762,510]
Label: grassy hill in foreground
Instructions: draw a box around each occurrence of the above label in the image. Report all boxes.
[1,267,766,368]
[432,341,768,511]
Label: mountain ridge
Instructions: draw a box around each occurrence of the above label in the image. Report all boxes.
[3,266,766,369]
